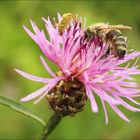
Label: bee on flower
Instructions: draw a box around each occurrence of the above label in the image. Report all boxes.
[16,13,140,124]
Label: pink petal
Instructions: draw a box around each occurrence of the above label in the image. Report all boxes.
[23,25,37,42]
[15,69,49,83]
[118,81,138,88]
[92,87,120,105]
[118,51,140,65]
[116,96,140,112]
[21,84,49,102]
[30,20,39,34]
[127,97,140,105]
[34,86,51,104]
[101,99,108,124]
[86,87,98,113]
[109,104,130,122]
[40,56,57,78]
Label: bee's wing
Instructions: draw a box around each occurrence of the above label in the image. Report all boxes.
[99,25,132,30]
[89,23,105,29]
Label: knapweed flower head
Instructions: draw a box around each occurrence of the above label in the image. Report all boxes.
[16,13,140,124]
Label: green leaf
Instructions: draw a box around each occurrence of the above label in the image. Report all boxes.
[0,95,45,126]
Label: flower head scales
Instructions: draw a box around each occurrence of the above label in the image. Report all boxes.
[16,13,140,123]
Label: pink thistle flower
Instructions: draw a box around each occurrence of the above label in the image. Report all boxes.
[16,14,140,123]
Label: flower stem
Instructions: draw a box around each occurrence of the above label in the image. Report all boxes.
[39,113,62,140]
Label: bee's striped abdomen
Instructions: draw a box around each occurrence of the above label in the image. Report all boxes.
[112,36,126,48]
[107,30,127,58]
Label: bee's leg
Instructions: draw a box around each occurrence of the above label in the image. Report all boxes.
[105,47,110,56]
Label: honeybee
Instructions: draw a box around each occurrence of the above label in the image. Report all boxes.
[84,23,132,58]
[57,13,74,35]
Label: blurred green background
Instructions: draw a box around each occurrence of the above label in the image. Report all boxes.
[0,0,140,139]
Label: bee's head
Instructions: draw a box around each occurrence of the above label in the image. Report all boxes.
[117,46,126,59]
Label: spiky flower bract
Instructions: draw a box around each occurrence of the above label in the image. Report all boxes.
[16,13,140,123]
